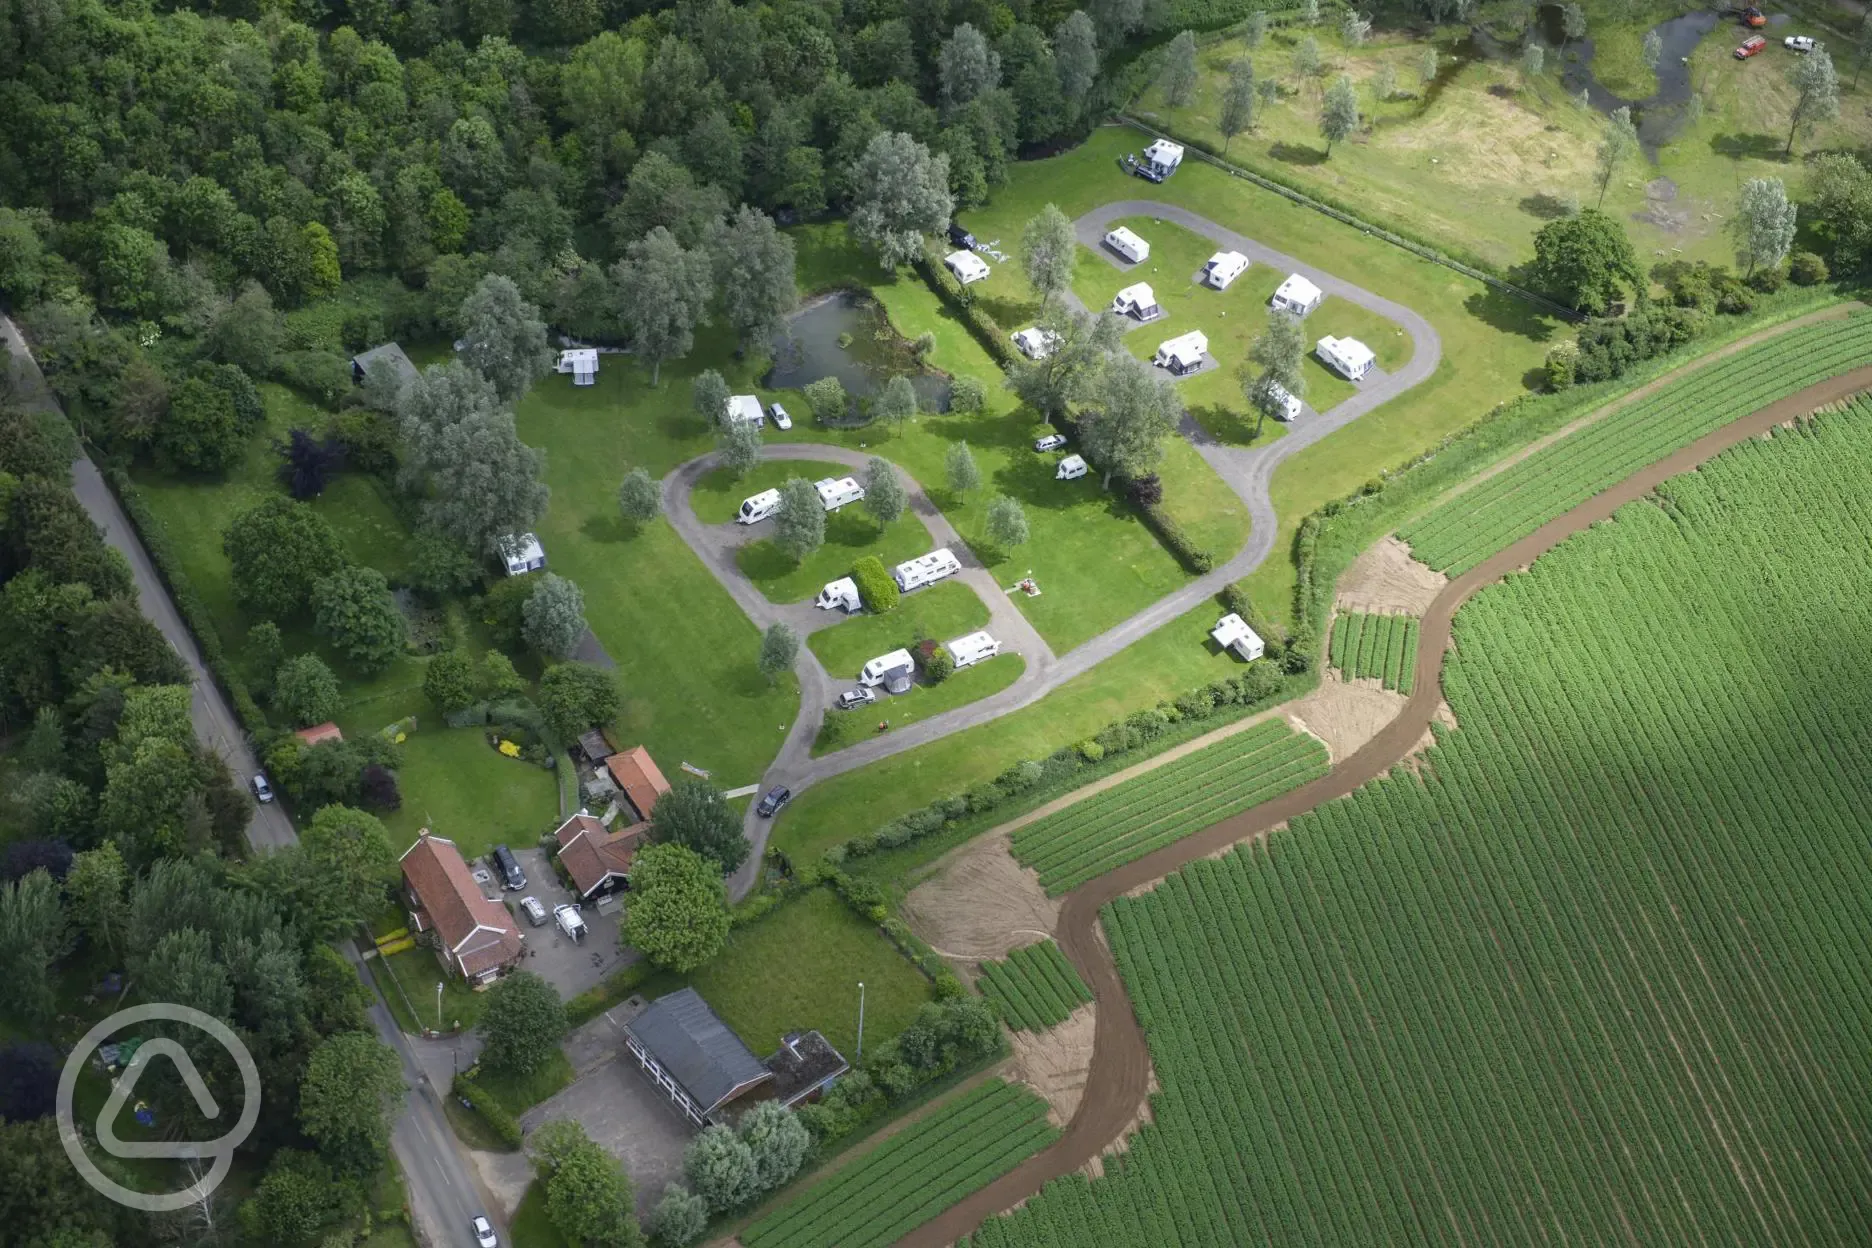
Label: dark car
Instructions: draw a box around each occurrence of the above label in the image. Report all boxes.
[756,786,792,818]
[1131,161,1166,184]
[492,844,526,891]
[947,224,976,250]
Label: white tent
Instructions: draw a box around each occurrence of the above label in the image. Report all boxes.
[1104,226,1150,263]
[1153,331,1209,375]
[1271,273,1324,316]
[497,533,545,576]
[1143,139,1184,175]
[557,348,598,385]
[945,251,991,284]
[1203,251,1249,290]
[1112,283,1162,321]
[947,631,1002,668]
[1211,613,1265,661]
[1057,454,1089,480]
[1317,335,1377,381]
[1012,327,1056,359]
[726,394,765,426]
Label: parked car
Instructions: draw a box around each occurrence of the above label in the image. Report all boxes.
[756,785,792,817]
[1034,433,1068,452]
[1785,34,1816,51]
[1741,5,1766,26]
[1129,156,1166,183]
[250,773,273,803]
[492,844,526,890]
[947,224,976,250]
[769,401,793,430]
[1736,34,1767,56]
[519,896,547,927]
[836,687,878,710]
[472,1215,498,1247]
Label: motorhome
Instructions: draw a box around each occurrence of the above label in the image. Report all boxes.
[893,548,963,592]
[814,476,865,512]
[737,489,781,524]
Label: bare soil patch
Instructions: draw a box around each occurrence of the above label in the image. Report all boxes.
[1081,1070,1159,1181]
[901,832,1057,979]
[1008,1004,1097,1127]
[1286,672,1409,762]
[1337,534,1447,615]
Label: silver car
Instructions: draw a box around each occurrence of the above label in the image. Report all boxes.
[518,896,547,927]
[769,402,793,430]
[1034,433,1068,452]
[837,687,878,710]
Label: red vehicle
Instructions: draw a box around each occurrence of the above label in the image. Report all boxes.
[1735,34,1768,57]
[1741,6,1767,26]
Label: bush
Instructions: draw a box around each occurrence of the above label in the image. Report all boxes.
[451,1074,522,1149]
[1076,738,1105,762]
[1136,501,1213,573]
[949,375,986,413]
[1789,251,1829,285]
[1127,474,1163,506]
[851,555,898,613]
[922,645,953,683]
[1749,263,1788,293]
[1544,339,1579,391]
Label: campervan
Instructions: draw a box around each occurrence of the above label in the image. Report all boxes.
[1057,454,1089,481]
[947,631,1002,669]
[893,549,963,592]
[816,577,861,612]
[814,476,865,512]
[860,648,916,688]
[1142,139,1184,177]
[1104,226,1150,264]
[737,489,782,524]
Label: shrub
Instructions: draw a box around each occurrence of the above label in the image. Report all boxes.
[1544,339,1579,391]
[949,375,986,413]
[451,1074,521,1148]
[1749,263,1787,293]
[1789,251,1829,285]
[851,555,898,613]
[1076,738,1105,762]
[923,645,953,683]
[913,248,1019,369]
[1136,501,1213,573]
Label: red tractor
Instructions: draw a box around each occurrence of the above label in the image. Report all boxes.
[1741,6,1767,26]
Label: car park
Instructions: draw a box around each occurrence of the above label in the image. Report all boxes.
[519,896,548,927]
[837,687,878,710]
[1786,34,1816,51]
[1034,433,1068,452]
[1736,34,1767,57]
[756,785,792,817]
[769,402,793,429]
[251,773,273,803]
[473,1215,498,1247]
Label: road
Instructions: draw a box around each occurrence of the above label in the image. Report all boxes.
[694,205,1443,898]
[2,314,500,1248]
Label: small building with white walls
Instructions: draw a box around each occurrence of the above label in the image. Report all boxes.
[945,251,991,284]
[1057,453,1089,480]
[947,631,1002,668]
[1317,335,1377,381]
[497,532,545,576]
[556,348,598,386]
[1212,613,1265,661]
[1203,251,1249,290]
[1271,273,1324,317]
[726,394,765,427]
[1012,327,1057,359]
[1143,139,1184,176]
[1154,330,1209,375]
[1112,283,1163,321]
[1104,226,1150,263]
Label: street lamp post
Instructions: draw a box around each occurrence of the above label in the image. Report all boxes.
[856,982,866,1064]
[435,981,444,1032]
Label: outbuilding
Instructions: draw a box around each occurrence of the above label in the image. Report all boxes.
[1142,139,1184,176]
[351,342,418,391]
[1111,283,1163,322]
[497,532,545,576]
[1153,330,1209,375]
[814,476,865,512]
[1057,453,1089,480]
[947,631,1002,669]
[1317,335,1377,381]
[1012,327,1057,359]
[861,648,916,691]
[945,251,991,285]
[556,348,598,386]
[816,577,861,612]
[726,394,765,427]
[1203,251,1250,290]
[893,548,962,592]
[1211,613,1266,661]
[1271,273,1324,317]
[623,988,773,1126]
[1104,226,1151,264]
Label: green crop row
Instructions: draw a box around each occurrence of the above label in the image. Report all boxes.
[1329,612,1419,692]
[978,940,1092,1032]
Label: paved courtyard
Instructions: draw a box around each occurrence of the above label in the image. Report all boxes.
[486,846,632,998]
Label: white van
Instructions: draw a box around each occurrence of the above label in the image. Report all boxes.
[817,577,861,612]
[947,631,1001,668]
[737,489,781,524]
[1057,454,1089,481]
[815,476,865,512]
[860,648,916,687]
[553,903,587,943]
[893,548,962,592]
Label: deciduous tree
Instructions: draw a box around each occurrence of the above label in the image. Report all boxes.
[624,843,731,971]
[773,476,826,561]
[537,661,620,741]
[862,456,906,527]
[940,23,1002,110]
[1321,74,1360,155]
[1079,356,1182,488]
[615,227,714,385]
[1244,310,1307,436]
[758,622,799,687]
[1732,177,1798,275]
[457,274,554,403]
[720,414,763,475]
[1054,12,1101,118]
[1219,58,1257,152]
[522,572,588,659]
[740,1100,810,1193]
[684,1123,758,1211]
[299,1030,405,1174]
[313,566,407,673]
[804,376,848,422]
[1021,204,1077,305]
[1161,30,1199,106]
[478,970,568,1075]
[946,439,982,495]
[274,654,343,727]
[1007,302,1121,422]
[651,778,749,872]
[710,206,797,356]
[423,649,477,714]
[1529,208,1644,315]
[985,494,1029,549]
[618,467,661,524]
[651,1184,709,1247]
[1785,45,1840,157]
[224,497,347,620]
[849,133,953,269]
[693,369,731,427]
[875,374,919,429]
[1594,106,1638,208]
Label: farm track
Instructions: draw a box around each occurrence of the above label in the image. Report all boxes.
[889,363,1872,1248]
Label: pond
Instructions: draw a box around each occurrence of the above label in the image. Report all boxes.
[763,290,951,419]
[1536,5,1722,156]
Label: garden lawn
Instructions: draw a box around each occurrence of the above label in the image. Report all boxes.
[738,504,933,604]
[690,459,856,524]
[509,1183,570,1248]
[368,725,560,859]
[807,581,989,673]
[477,1049,575,1116]
[370,946,488,1035]
[812,656,1026,755]
[641,888,933,1057]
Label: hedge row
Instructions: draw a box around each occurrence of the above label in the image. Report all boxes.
[914,246,1021,371]
[451,1072,523,1149]
[823,871,967,999]
[1137,499,1215,573]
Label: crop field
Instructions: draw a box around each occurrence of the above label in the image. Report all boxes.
[977,941,1092,1032]
[963,403,1872,1247]
[1402,313,1872,574]
[1010,719,1329,894]
[1328,611,1418,692]
[743,1079,1055,1248]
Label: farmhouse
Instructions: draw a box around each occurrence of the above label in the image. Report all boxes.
[1104,225,1150,263]
[1317,335,1377,381]
[945,250,991,284]
[400,831,524,986]
[726,394,765,427]
[1111,283,1163,321]
[1153,330,1209,375]
[604,746,672,822]
[1012,327,1057,359]
[1203,251,1249,290]
[351,342,418,390]
[556,348,598,385]
[553,812,648,902]
[1142,139,1184,176]
[496,532,545,576]
[624,988,774,1126]
[1212,613,1266,661]
[1271,274,1324,317]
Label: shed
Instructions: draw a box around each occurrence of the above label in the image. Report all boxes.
[763,1031,850,1108]
[295,722,344,748]
[1211,613,1266,661]
[1057,453,1088,480]
[1153,330,1209,375]
[1103,226,1150,264]
[496,532,545,576]
[1271,274,1324,317]
[1142,139,1185,175]
[1203,251,1249,290]
[351,343,418,390]
[945,251,991,285]
[1012,327,1056,360]
[947,631,1002,668]
[726,394,765,427]
[1316,335,1377,381]
[604,746,671,822]
[1111,283,1162,321]
[556,348,598,385]
[623,988,773,1126]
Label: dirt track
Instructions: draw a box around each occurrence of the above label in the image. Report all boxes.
[893,364,1872,1247]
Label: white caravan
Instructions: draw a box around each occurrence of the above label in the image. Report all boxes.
[816,577,861,612]
[1211,613,1266,661]
[1271,273,1324,316]
[893,548,963,592]
[947,631,1002,669]
[860,648,916,688]
[1104,226,1150,263]
[1203,251,1249,290]
[945,251,991,284]
[1057,454,1089,480]
[1316,335,1377,381]
[814,476,865,512]
[1153,331,1209,375]
[726,394,765,426]
[737,489,782,524]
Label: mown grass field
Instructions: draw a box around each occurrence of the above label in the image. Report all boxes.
[965,398,1872,1247]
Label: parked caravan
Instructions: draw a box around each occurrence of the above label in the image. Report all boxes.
[1271,273,1324,317]
[1012,327,1058,359]
[816,577,861,612]
[947,631,1002,668]
[1211,613,1266,661]
[1111,283,1163,321]
[1203,251,1249,290]
[1316,335,1377,381]
[1057,454,1089,480]
[1266,380,1303,421]
[1104,226,1150,263]
[1153,331,1209,375]
[893,548,962,592]
[945,251,991,284]
[497,532,545,575]
[737,489,782,524]
[1142,139,1184,177]
[814,476,865,512]
[726,394,765,426]
[556,348,598,385]
[860,648,916,688]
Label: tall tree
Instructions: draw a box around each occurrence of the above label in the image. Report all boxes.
[1219,57,1257,153]
[1244,310,1308,437]
[940,23,1002,110]
[624,843,731,971]
[710,206,797,357]
[684,1124,758,1211]
[946,440,982,495]
[1559,2,1586,54]
[651,1184,710,1247]
[862,456,906,527]
[1320,74,1360,156]
[1055,12,1101,119]
[693,369,731,427]
[1529,209,1644,315]
[1594,106,1638,209]
[0,870,70,1022]
[1341,10,1371,46]
[614,227,714,385]
[875,374,919,430]
[1642,28,1662,72]
[618,467,661,524]
[1785,45,1840,158]
[298,1030,405,1175]
[1008,303,1122,422]
[522,572,589,659]
[1732,178,1798,275]
[758,622,799,687]
[457,274,554,403]
[478,970,568,1075]
[985,494,1029,549]
[720,411,763,474]
[1022,204,1078,305]
[274,654,342,727]
[64,843,129,960]
[1805,153,1872,271]
[537,662,621,742]
[223,497,347,620]
[396,363,549,556]
[301,805,397,919]
[1161,31,1200,107]
[1293,35,1321,77]
[649,779,749,872]
[1078,356,1182,488]
[740,1100,811,1194]
[313,566,407,673]
[849,133,954,269]
[534,1121,643,1248]
[773,477,826,562]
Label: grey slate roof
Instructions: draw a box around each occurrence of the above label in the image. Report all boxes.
[764,1031,849,1108]
[625,988,770,1112]
[352,342,419,387]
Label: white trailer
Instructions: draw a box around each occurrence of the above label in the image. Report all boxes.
[945,251,990,284]
[556,348,598,385]
[1012,327,1057,359]
[893,548,962,592]
[816,577,861,611]
[1271,273,1323,317]
[1153,330,1209,375]
[814,476,865,512]
[1112,282,1162,321]
[1203,251,1249,290]
[497,532,545,576]
[1211,613,1265,661]
[947,631,1002,668]
[726,394,765,426]
[1057,454,1089,481]
[1316,334,1377,381]
[1266,379,1303,421]
[860,648,916,688]
[737,489,781,524]
[1142,139,1184,176]
[1104,226,1150,263]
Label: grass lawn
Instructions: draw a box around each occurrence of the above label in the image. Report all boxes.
[807,581,990,673]
[477,1048,575,1116]
[370,725,560,858]
[370,946,489,1034]
[738,504,934,604]
[812,656,1026,755]
[642,888,933,1058]
[690,459,856,524]
[510,1183,570,1248]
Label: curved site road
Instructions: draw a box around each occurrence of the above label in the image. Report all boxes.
[892,363,1872,1248]
[706,206,1443,898]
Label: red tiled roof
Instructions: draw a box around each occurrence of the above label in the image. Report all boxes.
[296,722,344,747]
[554,814,647,898]
[605,747,671,821]
[399,832,521,977]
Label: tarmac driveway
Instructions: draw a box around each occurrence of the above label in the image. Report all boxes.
[511,847,631,998]
[519,1046,695,1215]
